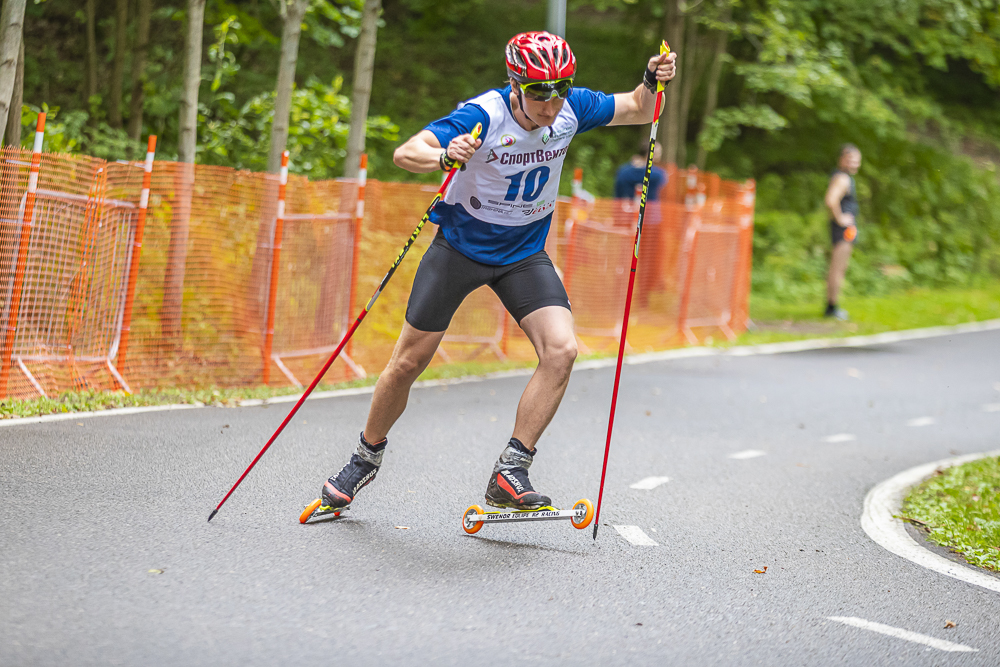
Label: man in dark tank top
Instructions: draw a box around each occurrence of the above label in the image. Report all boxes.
[824,143,861,319]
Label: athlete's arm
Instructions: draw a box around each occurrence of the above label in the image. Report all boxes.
[825,173,854,227]
[393,130,483,174]
[607,51,677,127]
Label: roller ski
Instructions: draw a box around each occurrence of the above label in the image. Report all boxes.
[299,432,385,524]
[462,438,594,534]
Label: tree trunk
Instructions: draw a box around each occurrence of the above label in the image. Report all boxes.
[163,0,205,347]
[177,0,205,164]
[267,0,309,173]
[344,0,381,179]
[4,37,22,147]
[127,0,152,142]
[676,13,700,168]
[697,4,730,169]
[0,0,25,147]
[108,0,128,128]
[678,14,712,169]
[659,0,684,166]
[85,0,98,102]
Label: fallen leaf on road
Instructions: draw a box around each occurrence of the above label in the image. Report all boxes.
[147,569,164,574]
[635,622,643,626]
[944,620,956,629]
[394,526,410,530]
[753,567,768,574]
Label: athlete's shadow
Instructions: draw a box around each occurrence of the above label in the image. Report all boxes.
[463,533,589,556]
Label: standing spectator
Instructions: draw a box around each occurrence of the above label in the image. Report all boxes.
[614,138,667,304]
[824,144,861,320]
[614,137,667,205]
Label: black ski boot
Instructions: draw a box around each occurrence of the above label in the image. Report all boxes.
[321,432,386,510]
[485,438,552,510]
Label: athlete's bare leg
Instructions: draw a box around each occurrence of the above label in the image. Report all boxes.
[363,322,446,443]
[827,240,853,304]
[512,305,578,451]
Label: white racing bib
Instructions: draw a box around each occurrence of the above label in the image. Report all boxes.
[444,90,579,227]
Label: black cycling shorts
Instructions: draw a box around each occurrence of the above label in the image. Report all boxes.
[830,220,858,245]
[405,231,571,332]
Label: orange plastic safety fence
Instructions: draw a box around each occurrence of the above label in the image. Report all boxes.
[0,152,755,402]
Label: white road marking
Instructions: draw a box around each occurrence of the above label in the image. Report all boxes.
[613,525,658,546]
[630,476,671,490]
[861,449,1000,595]
[827,617,977,653]
[0,403,200,427]
[983,403,1000,412]
[906,416,937,427]
[823,433,856,443]
[728,449,766,459]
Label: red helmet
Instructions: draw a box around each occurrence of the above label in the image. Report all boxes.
[505,31,576,82]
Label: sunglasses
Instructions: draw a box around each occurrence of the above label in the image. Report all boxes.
[519,78,573,102]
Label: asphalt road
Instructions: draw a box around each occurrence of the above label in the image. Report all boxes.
[2,329,999,666]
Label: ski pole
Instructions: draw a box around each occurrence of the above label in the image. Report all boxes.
[208,123,483,522]
[592,44,669,540]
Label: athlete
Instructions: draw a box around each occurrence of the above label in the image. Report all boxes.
[319,31,677,514]
[825,143,862,320]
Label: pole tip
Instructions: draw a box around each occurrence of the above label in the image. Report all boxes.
[147,135,157,152]
[592,524,599,540]
[207,509,218,523]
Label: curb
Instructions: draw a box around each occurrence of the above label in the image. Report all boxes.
[861,450,1000,595]
[3,317,1000,427]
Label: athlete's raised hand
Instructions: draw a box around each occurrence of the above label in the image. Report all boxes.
[647,50,677,85]
[447,133,482,164]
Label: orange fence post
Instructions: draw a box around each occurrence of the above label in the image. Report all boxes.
[262,150,289,385]
[0,113,45,399]
[729,179,756,332]
[563,167,584,294]
[346,153,366,361]
[117,135,157,373]
[676,167,703,344]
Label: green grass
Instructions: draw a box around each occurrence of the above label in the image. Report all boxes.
[3,282,1000,419]
[902,456,1000,572]
[0,359,536,420]
[732,283,1000,346]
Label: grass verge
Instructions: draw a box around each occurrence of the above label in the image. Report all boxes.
[3,282,999,419]
[736,283,1000,345]
[901,456,1000,572]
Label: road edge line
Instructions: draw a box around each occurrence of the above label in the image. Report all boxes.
[4,318,999,427]
[861,450,1000,595]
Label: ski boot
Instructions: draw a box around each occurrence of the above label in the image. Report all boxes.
[299,432,386,523]
[484,438,552,510]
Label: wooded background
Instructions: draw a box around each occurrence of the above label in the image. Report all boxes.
[2,0,999,303]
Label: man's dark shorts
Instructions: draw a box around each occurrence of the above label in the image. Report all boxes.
[405,231,571,332]
[830,220,858,245]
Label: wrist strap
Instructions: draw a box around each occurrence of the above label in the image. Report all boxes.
[643,67,658,92]
[440,150,457,172]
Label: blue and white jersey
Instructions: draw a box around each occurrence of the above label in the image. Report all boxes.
[424,85,615,265]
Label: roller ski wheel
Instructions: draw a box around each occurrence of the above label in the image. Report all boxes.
[462,505,485,535]
[570,498,594,530]
[299,498,348,524]
[461,498,594,534]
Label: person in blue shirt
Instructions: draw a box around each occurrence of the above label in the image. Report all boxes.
[614,138,667,304]
[614,138,667,203]
[316,31,677,516]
